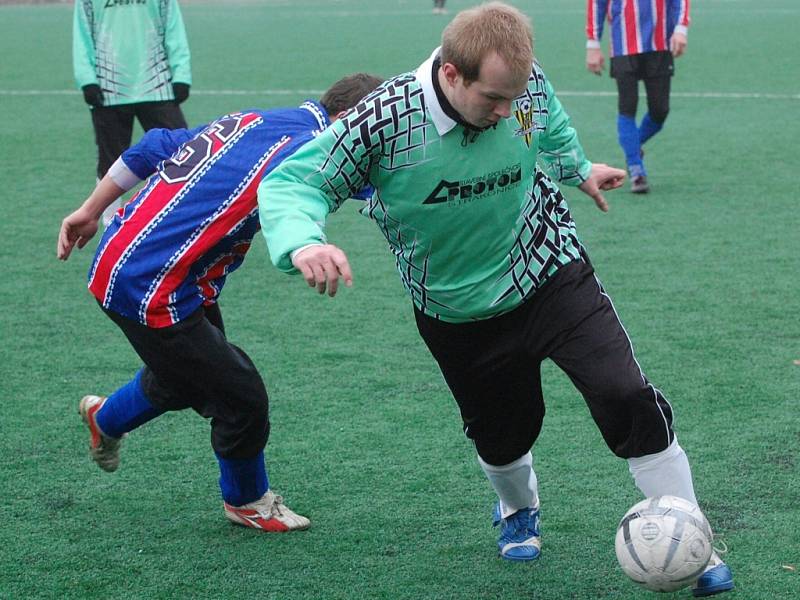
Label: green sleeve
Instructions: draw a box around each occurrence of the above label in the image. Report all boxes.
[165,0,192,85]
[537,75,592,186]
[72,1,97,89]
[258,121,377,273]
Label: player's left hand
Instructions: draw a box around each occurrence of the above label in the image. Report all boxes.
[586,48,605,75]
[578,163,626,212]
[57,207,99,260]
[670,32,687,57]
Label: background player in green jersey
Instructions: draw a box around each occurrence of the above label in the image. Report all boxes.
[73,0,192,225]
[258,2,732,596]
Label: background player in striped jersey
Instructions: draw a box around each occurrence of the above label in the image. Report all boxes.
[57,73,383,533]
[259,3,732,595]
[586,0,691,193]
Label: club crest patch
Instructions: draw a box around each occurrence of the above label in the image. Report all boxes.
[513,98,534,148]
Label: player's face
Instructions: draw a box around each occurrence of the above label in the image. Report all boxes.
[446,52,528,128]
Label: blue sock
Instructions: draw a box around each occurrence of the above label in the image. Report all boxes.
[639,112,663,145]
[217,451,269,506]
[96,369,163,438]
[617,114,645,178]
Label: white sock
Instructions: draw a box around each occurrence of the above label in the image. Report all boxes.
[478,452,539,518]
[627,438,698,506]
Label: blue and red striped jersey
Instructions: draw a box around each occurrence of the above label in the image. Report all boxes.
[88,101,330,328]
[586,0,690,57]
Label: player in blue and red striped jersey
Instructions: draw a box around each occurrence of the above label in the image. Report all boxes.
[585,0,690,193]
[57,73,383,533]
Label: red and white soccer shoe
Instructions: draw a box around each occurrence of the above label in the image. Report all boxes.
[224,490,311,532]
[78,395,123,473]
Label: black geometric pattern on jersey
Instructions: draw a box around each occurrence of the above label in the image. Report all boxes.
[331,69,584,320]
[491,171,583,308]
[320,73,429,206]
[362,192,457,317]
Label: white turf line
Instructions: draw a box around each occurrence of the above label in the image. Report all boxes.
[1,89,798,100]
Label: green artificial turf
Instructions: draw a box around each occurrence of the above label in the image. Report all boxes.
[0,1,797,598]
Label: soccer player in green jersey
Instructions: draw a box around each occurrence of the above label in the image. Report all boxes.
[257,3,731,595]
[73,0,192,225]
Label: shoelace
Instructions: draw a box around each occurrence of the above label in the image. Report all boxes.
[506,511,538,537]
[270,495,286,517]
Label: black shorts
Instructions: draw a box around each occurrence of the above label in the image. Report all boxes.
[611,50,674,80]
[414,260,675,465]
[102,303,270,459]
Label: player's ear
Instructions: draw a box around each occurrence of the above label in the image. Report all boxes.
[441,62,462,87]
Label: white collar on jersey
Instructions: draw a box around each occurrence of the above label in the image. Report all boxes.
[415,47,458,137]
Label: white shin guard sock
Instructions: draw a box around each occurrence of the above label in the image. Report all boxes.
[627,438,698,506]
[478,452,539,518]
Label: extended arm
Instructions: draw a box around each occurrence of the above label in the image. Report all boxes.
[57,175,125,260]
[258,116,380,295]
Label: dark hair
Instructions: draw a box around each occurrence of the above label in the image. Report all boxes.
[320,73,384,116]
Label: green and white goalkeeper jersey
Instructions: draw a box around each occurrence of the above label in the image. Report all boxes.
[260,49,593,322]
[73,0,191,105]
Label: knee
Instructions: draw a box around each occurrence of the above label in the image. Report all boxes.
[470,420,540,466]
[241,394,270,430]
[648,104,669,124]
[591,383,675,458]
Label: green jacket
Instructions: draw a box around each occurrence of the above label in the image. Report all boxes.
[73,0,191,105]
[259,50,593,322]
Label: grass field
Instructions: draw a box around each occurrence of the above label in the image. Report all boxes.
[1,1,798,598]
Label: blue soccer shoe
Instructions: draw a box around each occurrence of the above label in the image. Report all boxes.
[692,552,734,597]
[492,503,541,561]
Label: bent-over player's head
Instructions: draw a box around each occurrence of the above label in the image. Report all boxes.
[320,73,385,121]
[438,2,533,129]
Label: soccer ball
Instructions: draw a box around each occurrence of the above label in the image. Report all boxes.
[615,495,713,592]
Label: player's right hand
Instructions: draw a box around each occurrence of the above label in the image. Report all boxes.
[291,244,353,297]
[586,48,605,75]
[57,207,99,260]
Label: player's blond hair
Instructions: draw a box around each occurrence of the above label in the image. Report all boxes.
[441,1,533,84]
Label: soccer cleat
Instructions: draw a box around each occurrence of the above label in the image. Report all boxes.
[492,503,541,561]
[224,490,311,532]
[78,395,123,472]
[631,175,650,194]
[692,551,734,597]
